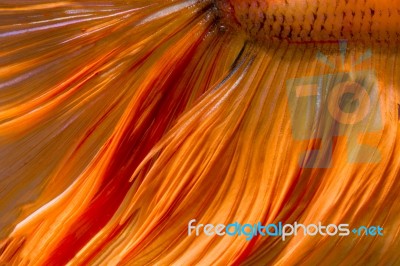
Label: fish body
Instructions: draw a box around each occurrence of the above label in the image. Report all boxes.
[217,0,400,43]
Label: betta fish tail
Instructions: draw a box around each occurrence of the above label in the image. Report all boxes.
[0,0,244,264]
[1,0,400,265]
[85,42,400,265]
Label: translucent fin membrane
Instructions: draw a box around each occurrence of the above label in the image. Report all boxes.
[0,0,399,265]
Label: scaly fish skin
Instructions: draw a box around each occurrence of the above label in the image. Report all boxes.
[216,0,400,43]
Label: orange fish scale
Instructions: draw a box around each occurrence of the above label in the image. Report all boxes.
[216,0,400,43]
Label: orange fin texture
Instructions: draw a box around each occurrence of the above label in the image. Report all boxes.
[0,1,399,265]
